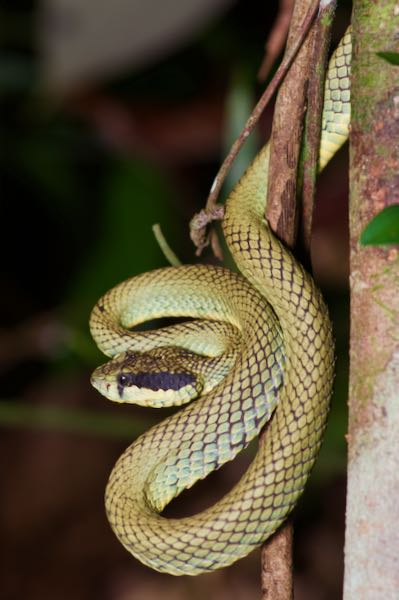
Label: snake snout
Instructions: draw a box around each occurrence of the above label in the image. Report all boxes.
[90,367,117,401]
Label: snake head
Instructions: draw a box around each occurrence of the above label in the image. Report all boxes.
[91,347,204,407]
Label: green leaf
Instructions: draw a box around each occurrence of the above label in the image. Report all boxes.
[376,52,399,66]
[360,205,399,246]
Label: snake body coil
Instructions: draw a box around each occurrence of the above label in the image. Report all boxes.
[90,30,351,575]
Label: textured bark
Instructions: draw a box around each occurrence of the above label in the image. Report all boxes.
[266,0,316,246]
[261,1,321,597]
[261,522,293,600]
[344,2,399,598]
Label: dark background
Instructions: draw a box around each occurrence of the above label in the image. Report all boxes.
[1,1,351,598]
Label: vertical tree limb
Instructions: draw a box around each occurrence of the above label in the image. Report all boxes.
[344,1,399,598]
[261,523,293,599]
[262,1,338,598]
[262,1,319,598]
[266,0,316,245]
[261,0,315,593]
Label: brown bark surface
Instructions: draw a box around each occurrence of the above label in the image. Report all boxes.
[261,522,293,600]
[266,0,316,245]
[261,1,324,597]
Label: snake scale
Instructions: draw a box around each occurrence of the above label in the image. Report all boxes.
[90,29,351,575]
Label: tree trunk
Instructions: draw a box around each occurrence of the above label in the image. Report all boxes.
[344,2,399,598]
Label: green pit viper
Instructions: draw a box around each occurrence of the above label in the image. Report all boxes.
[90,28,351,575]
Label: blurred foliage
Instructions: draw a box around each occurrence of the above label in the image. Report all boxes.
[66,158,177,327]
[0,400,144,439]
[1,1,349,483]
[223,68,258,187]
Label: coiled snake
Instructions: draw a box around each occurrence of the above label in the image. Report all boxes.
[90,29,351,575]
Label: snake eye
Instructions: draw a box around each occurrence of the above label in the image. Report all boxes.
[117,373,130,387]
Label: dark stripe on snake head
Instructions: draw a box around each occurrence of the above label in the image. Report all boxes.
[117,371,195,397]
